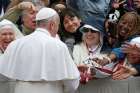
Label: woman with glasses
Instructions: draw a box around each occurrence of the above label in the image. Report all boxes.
[72,20,106,83]
[73,24,102,66]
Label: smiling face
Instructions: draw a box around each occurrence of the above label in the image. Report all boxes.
[63,15,81,33]
[117,13,137,39]
[83,28,100,47]
[0,27,15,50]
[127,52,140,64]
[133,0,140,9]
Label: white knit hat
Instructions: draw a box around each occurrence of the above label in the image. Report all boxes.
[35,7,57,21]
[130,37,140,47]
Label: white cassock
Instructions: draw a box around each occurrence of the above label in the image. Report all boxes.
[0,28,80,93]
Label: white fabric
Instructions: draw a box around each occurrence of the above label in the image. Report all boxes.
[73,44,116,78]
[73,43,96,65]
[72,27,117,78]
[0,19,23,39]
[35,7,57,21]
[0,28,80,81]
[84,54,117,78]
[73,28,103,65]
[80,24,99,32]
[15,79,79,93]
[14,81,64,93]
[130,37,140,47]
[63,79,79,93]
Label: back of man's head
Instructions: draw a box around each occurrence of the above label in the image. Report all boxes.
[35,7,60,37]
[36,7,58,21]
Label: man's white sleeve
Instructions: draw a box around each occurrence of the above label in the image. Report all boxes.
[62,78,79,93]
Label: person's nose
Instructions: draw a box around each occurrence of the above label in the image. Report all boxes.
[5,35,13,42]
[68,21,73,26]
[123,23,129,28]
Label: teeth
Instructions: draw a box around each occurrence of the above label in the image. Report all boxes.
[121,30,127,33]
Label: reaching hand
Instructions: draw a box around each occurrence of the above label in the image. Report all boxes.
[93,57,111,66]
[122,42,140,57]
[112,65,137,80]
[77,65,93,84]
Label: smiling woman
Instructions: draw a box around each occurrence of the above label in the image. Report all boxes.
[0,19,23,54]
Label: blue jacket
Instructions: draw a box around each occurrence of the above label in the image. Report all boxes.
[66,0,112,32]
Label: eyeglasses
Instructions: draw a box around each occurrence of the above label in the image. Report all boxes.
[82,28,98,33]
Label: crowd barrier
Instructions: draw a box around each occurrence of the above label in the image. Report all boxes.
[0,75,140,93]
[77,77,140,93]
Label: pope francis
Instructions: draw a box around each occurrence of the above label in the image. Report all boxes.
[0,7,80,93]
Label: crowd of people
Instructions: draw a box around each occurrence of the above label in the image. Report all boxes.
[0,0,140,93]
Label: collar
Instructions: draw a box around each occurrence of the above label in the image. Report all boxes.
[36,28,51,36]
[22,25,33,35]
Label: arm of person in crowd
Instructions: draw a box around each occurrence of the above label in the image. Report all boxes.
[122,42,140,75]
[122,42,140,57]
[0,2,35,23]
[101,48,125,65]
[95,53,117,66]
[62,79,79,93]
[112,65,138,80]
[133,65,140,76]
[94,50,123,66]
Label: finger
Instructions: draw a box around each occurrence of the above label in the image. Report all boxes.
[92,58,98,61]
[112,74,121,79]
[113,76,125,80]
[112,74,122,80]
[113,70,122,76]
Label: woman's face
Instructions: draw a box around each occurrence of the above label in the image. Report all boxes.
[63,15,81,33]
[127,53,140,64]
[83,28,100,47]
[133,0,140,9]
[0,27,15,50]
[117,14,135,37]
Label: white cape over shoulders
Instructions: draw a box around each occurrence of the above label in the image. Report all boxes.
[0,28,80,81]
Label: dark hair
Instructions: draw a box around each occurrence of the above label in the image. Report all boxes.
[58,8,81,34]
[61,8,81,19]
[0,0,10,13]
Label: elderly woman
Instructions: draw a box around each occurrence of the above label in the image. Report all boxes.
[73,24,103,65]
[0,19,23,92]
[0,19,23,54]
[72,20,107,83]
